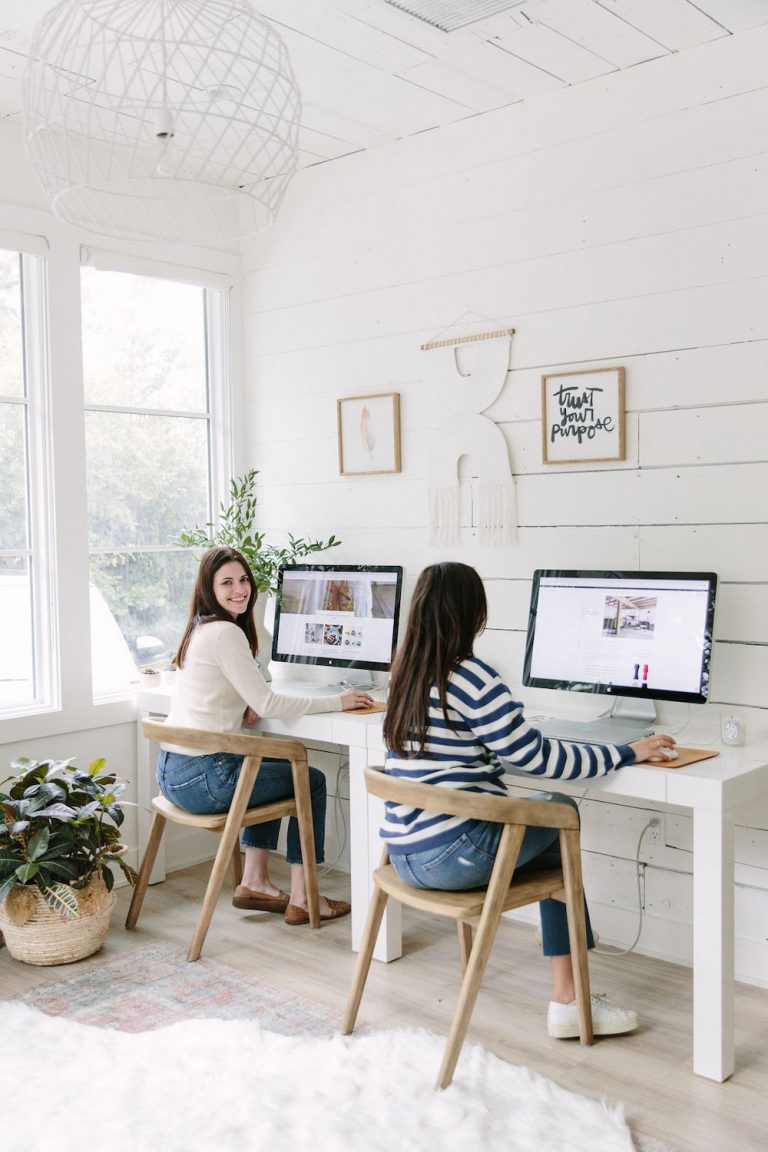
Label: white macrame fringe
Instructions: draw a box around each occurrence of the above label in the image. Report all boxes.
[428,485,460,546]
[475,481,518,547]
[429,482,517,547]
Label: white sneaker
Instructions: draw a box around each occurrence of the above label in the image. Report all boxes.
[547,993,638,1039]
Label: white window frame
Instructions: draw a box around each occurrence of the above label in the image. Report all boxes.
[0,235,58,719]
[80,249,233,699]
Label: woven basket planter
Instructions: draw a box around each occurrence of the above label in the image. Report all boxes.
[0,885,116,966]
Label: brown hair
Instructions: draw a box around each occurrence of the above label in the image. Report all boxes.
[174,547,258,668]
[383,562,487,757]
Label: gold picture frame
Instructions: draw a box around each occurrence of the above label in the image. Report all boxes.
[541,367,626,464]
[337,392,401,476]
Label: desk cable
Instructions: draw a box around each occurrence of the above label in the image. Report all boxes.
[570,786,656,960]
[590,819,655,959]
[317,756,349,877]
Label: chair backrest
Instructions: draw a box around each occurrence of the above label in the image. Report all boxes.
[364,765,580,832]
[142,718,309,767]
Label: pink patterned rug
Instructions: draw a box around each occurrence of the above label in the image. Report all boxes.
[8,941,343,1036]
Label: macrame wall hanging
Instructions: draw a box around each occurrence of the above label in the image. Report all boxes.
[422,317,517,547]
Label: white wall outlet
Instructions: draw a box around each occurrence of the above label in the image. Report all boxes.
[721,716,746,746]
[646,817,663,843]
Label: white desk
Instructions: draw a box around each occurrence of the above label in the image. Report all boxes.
[136,688,768,1084]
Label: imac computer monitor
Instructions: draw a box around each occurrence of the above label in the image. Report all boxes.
[271,564,403,674]
[522,569,717,744]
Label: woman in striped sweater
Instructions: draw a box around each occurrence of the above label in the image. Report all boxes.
[382,562,676,1039]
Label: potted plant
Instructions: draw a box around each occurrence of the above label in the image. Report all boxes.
[178,468,341,596]
[178,468,342,668]
[0,756,137,965]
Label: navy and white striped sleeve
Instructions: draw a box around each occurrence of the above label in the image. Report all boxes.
[450,658,635,782]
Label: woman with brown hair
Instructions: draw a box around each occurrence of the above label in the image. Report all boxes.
[157,546,373,925]
[382,561,676,1038]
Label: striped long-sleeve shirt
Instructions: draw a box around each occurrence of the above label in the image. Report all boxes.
[381,655,635,855]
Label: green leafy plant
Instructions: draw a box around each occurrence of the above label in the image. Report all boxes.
[0,757,137,920]
[177,468,341,595]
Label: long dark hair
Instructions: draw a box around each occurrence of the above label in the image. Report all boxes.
[383,562,487,757]
[174,546,259,668]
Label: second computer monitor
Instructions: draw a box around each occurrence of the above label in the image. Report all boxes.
[271,564,403,673]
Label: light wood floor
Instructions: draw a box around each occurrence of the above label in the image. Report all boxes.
[2,863,765,1152]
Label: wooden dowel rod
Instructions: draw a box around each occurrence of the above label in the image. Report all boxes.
[420,327,515,351]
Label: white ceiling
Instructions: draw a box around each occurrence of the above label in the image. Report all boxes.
[1,0,767,173]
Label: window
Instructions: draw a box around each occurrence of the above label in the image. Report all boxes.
[0,245,55,715]
[80,261,230,696]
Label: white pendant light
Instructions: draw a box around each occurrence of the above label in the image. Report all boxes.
[22,0,302,244]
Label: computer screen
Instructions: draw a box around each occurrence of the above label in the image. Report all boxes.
[522,570,717,742]
[271,564,403,673]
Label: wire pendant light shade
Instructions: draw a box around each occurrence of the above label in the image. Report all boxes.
[22,0,302,244]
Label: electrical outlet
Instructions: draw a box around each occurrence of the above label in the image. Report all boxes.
[646,817,662,843]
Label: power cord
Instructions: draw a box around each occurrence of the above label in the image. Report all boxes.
[317,758,349,876]
[592,819,655,958]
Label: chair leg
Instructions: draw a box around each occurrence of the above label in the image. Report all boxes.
[341,883,390,1035]
[125,810,167,930]
[292,757,320,929]
[436,824,524,1090]
[187,816,247,962]
[560,828,593,1045]
[457,922,473,973]
[187,756,263,962]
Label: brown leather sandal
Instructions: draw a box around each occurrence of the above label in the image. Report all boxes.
[232,886,290,912]
[284,897,351,926]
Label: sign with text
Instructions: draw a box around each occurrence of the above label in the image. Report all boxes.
[541,366,625,464]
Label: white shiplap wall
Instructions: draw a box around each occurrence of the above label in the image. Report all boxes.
[241,27,768,983]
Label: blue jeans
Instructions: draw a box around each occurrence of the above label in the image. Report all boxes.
[156,750,326,864]
[390,793,594,957]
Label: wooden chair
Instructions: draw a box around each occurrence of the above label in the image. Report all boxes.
[126,719,320,961]
[342,766,593,1089]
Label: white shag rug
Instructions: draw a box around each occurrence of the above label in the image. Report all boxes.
[2,1003,637,1152]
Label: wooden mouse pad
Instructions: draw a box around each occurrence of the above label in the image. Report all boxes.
[636,747,720,768]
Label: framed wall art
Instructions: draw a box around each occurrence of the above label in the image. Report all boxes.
[337,392,401,476]
[541,366,626,464]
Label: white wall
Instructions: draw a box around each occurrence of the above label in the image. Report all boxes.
[240,28,768,983]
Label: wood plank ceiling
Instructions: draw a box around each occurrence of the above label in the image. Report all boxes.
[0,0,766,173]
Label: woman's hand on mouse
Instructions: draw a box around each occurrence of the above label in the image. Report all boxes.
[341,688,375,711]
[629,733,676,762]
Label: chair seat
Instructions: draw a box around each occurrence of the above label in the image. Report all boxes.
[151,794,298,831]
[374,863,565,921]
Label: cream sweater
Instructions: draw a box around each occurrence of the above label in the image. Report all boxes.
[163,619,343,755]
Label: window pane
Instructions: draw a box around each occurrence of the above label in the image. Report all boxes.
[81,268,208,411]
[0,403,28,550]
[0,250,23,399]
[86,411,209,549]
[89,550,200,671]
[0,558,34,706]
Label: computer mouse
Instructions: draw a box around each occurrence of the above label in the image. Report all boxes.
[649,747,679,762]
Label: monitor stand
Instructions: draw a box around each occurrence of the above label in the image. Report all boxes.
[270,668,375,698]
[535,695,656,746]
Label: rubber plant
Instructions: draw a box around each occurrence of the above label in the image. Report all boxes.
[0,756,137,924]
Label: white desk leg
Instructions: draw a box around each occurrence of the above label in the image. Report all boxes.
[692,806,735,1081]
[349,747,402,962]
[136,717,166,885]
